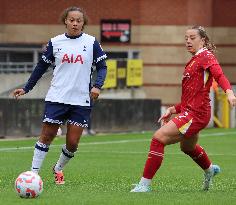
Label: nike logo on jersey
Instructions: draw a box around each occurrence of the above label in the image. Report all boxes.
[62,54,84,64]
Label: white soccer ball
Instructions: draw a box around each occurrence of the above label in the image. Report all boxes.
[15,171,43,198]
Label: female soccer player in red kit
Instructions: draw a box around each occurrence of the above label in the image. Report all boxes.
[131,26,236,192]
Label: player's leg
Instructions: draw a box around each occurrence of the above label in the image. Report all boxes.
[54,123,83,172]
[180,133,212,170]
[131,120,182,192]
[31,122,59,173]
[180,134,220,190]
[53,105,90,184]
[53,123,83,184]
[31,101,65,174]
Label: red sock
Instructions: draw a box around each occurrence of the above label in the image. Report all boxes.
[143,138,164,179]
[183,144,211,170]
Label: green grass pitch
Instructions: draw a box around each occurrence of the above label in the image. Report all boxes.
[0,128,235,205]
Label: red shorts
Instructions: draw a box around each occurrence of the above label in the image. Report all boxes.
[172,111,211,137]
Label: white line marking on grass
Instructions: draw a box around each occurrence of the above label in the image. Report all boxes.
[0,139,150,152]
[0,131,235,152]
[201,131,236,136]
[0,146,236,156]
[2,148,236,156]
[70,150,236,156]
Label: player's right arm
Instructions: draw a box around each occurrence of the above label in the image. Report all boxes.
[13,41,54,99]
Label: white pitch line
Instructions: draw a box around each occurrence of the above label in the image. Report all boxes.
[0,139,150,152]
[65,150,236,156]
[1,148,236,157]
[0,131,235,152]
[201,131,236,137]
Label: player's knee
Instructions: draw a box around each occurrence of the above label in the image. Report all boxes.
[39,132,56,144]
[153,131,168,145]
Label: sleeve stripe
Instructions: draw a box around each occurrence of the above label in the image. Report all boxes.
[42,55,53,64]
[96,54,107,63]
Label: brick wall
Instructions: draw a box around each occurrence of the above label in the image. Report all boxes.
[1,0,236,26]
[1,0,236,105]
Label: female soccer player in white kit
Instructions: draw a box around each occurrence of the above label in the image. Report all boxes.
[13,6,107,185]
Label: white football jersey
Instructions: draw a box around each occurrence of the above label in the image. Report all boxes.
[25,33,107,106]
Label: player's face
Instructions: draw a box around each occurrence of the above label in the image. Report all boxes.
[65,11,84,36]
[185,29,205,55]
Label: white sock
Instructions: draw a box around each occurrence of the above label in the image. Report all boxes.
[54,144,75,172]
[204,164,213,173]
[139,177,152,186]
[31,141,50,173]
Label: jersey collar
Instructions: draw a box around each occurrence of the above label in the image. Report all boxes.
[65,32,83,39]
[195,47,207,56]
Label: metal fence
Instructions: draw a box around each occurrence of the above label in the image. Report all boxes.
[0,62,35,73]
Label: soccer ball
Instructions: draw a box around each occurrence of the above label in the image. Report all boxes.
[15,171,43,198]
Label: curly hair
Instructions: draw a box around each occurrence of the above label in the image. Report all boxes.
[60,6,88,31]
[191,25,216,53]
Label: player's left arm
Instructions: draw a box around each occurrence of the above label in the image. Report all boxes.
[209,64,236,107]
[91,39,107,100]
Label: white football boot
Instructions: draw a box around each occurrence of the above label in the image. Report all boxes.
[203,164,220,191]
[130,184,151,192]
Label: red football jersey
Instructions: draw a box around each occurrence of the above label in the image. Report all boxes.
[176,48,231,115]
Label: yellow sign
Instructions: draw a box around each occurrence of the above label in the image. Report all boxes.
[102,60,117,89]
[126,59,143,86]
[117,68,126,79]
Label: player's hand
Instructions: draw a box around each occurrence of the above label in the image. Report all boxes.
[90,87,100,100]
[228,96,236,107]
[13,89,26,99]
[226,89,236,107]
[158,108,172,126]
[158,106,176,126]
